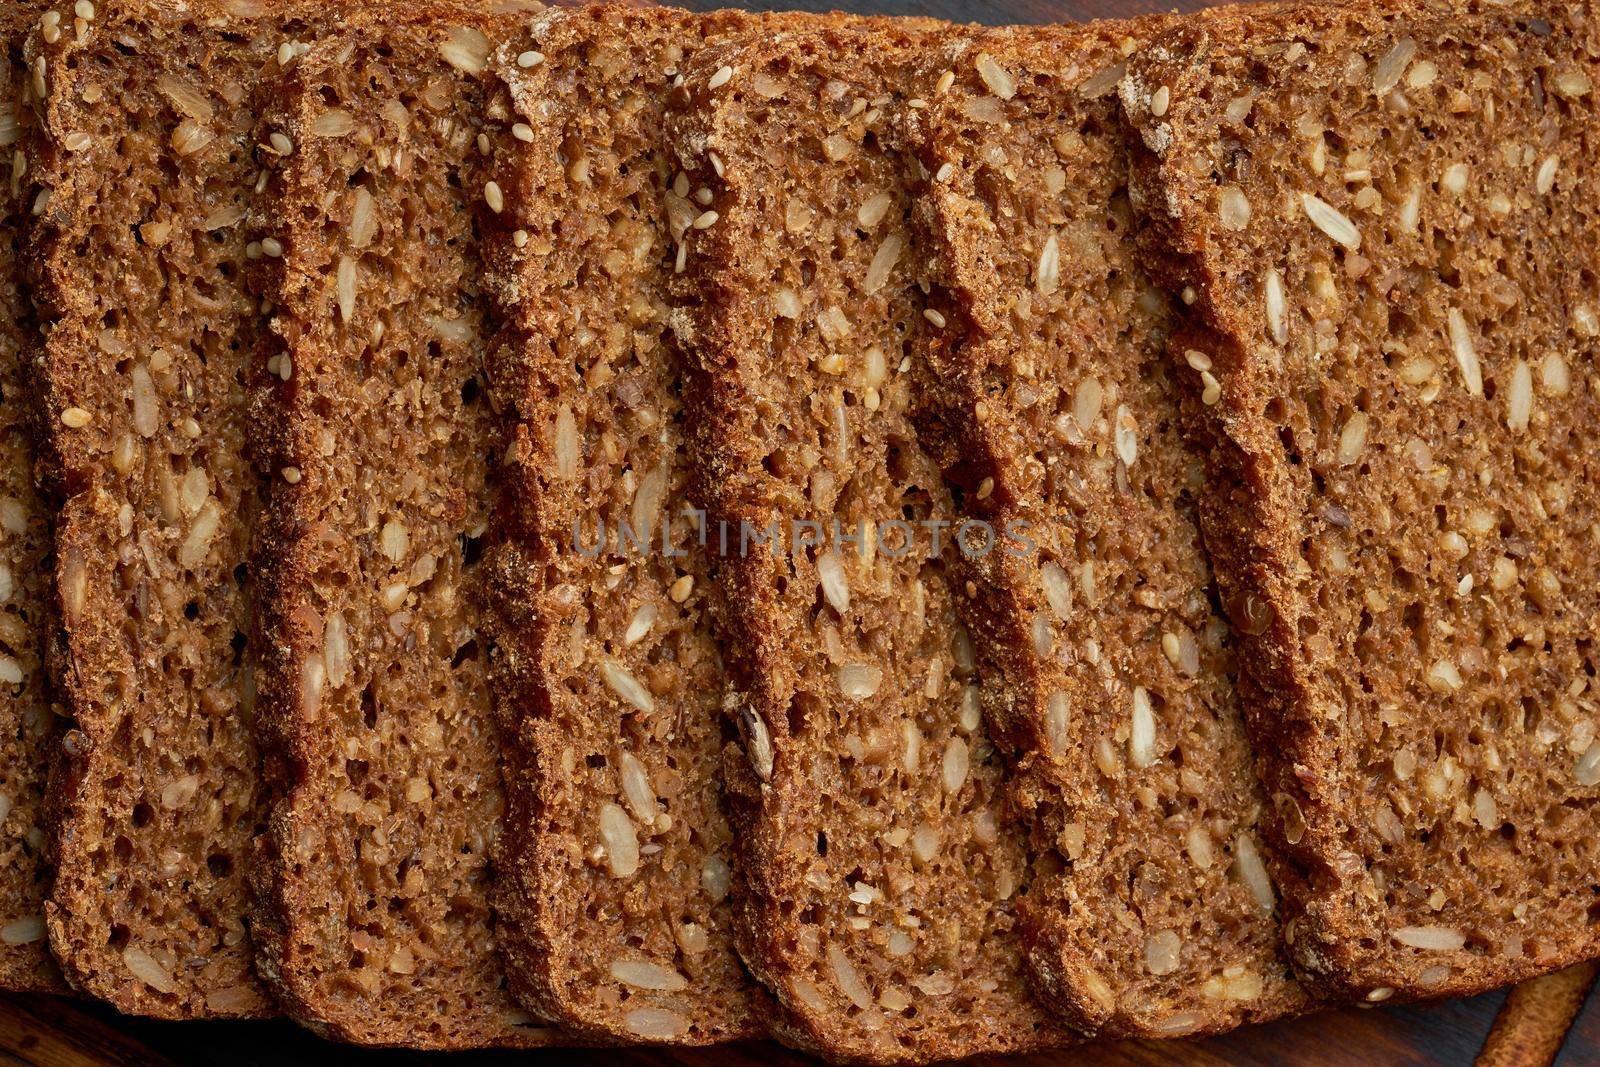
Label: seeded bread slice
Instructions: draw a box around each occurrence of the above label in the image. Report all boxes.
[20,0,357,1018]
[249,5,563,1049]
[1121,0,1600,1003]
[666,23,1072,1063]
[479,5,814,1045]
[905,24,1310,1038]
[0,4,66,993]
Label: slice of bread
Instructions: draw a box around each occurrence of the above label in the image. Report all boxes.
[21,0,346,1018]
[905,24,1309,1038]
[1122,0,1600,1002]
[480,5,805,1044]
[0,4,66,994]
[666,22,1071,1063]
[249,5,561,1048]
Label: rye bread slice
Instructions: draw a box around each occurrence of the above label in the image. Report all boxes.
[20,0,354,1018]
[0,4,66,993]
[1121,0,1600,1002]
[249,5,561,1048]
[479,5,811,1044]
[666,23,1071,1062]
[905,24,1309,1038]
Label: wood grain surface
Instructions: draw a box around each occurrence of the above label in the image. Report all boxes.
[1,0,1594,1064]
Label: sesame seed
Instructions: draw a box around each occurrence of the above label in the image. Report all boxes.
[260,237,283,258]
[484,180,505,213]
[1200,371,1222,406]
[74,0,94,20]
[60,407,91,428]
[691,209,718,230]
[669,575,694,603]
[934,162,954,182]
[1150,85,1171,117]
[281,466,302,483]
[511,122,534,142]
[935,70,955,95]
[923,308,947,328]
[516,50,544,68]
[512,229,529,248]
[269,131,293,155]
[708,65,734,90]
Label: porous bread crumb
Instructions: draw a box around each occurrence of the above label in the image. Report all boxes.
[250,9,561,1050]
[907,22,1309,1039]
[478,6,810,1045]
[666,20,1070,1064]
[1125,0,1600,1004]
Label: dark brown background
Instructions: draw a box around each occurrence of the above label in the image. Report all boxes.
[2,1,1594,1064]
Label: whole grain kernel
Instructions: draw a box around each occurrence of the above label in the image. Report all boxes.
[1300,193,1362,249]
[1144,930,1182,975]
[1129,686,1156,768]
[1336,411,1369,466]
[1505,359,1533,432]
[1370,37,1417,95]
[600,660,654,715]
[974,52,1016,100]
[1447,309,1482,395]
[1234,832,1275,912]
[838,662,883,700]
[942,737,969,794]
[1035,233,1060,296]
[598,803,640,878]
[1392,926,1465,952]
[1219,185,1250,230]
[1149,84,1171,118]
[1264,267,1288,344]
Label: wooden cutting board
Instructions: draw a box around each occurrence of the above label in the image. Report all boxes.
[1,1,1594,1064]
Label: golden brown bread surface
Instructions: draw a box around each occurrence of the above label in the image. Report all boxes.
[906,23,1308,1038]
[250,3,561,1048]
[1123,0,1600,1003]
[21,0,353,1018]
[480,5,798,1044]
[0,1,66,995]
[666,19,1071,1063]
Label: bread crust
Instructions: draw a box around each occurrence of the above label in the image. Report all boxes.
[249,2,565,1048]
[666,19,1074,1063]
[0,0,68,996]
[1122,0,1600,1003]
[905,22,1310,1038]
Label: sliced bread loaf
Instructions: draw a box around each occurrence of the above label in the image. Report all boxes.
[906,24,1308,1038]
[0,3,65,993]
[666,22,1071,1063]
[1122,0,1600,1002]
[480,5,802,1044]
[249,5,560,1048]
[21,0,347,1018]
